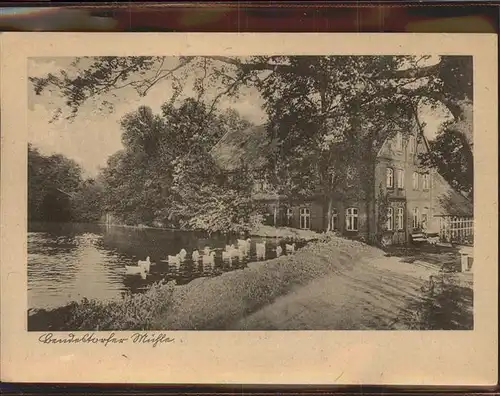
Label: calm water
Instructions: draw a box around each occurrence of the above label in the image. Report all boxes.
[28,222,300,310]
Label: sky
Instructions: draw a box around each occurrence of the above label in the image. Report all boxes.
[28,56,452,178]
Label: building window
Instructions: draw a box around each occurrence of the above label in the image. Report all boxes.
[286,208,293,226]
[386,168,394,188]
[422,173,430,190]
[397,207,404,230]
[386,207,394,231]
[395,132,403,151]
[412,172,419,190]
[299,208,310,230]
[329,208,338,231]
[408,135,416,154]
[397,169,404,189]
[346,208,358,231]
[412,207,420,229]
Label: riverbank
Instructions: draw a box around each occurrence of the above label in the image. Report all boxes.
[249,224,321,241]
[86,222,321,241]
[28,234,473,331]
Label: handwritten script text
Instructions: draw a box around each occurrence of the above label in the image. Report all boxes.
[38,332,175,348]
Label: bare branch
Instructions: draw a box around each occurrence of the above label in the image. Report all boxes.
[375,62,441,80]
[140,57,195,96]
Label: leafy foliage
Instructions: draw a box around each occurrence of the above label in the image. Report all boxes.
[254,56,419,232]
[28,144,102,222]
[420,124,474,198]
[29,55,474,232]
[30,55,473,131]
[29,280,175,331]
[100,99,260,233]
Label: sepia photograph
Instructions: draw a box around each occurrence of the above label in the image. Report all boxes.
[0,33,496,385]
[26,53,475,332]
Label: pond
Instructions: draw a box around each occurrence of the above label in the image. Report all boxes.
[28,222,305,311]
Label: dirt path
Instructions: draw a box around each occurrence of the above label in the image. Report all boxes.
[155,237,464,330]
[231,256,439,330]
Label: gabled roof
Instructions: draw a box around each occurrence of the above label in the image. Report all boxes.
[432,172,473,217]
[414,114,473,218]
[211,121,474,218]
[210,124,275,171]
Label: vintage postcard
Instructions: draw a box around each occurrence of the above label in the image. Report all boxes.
[0,32,497,384]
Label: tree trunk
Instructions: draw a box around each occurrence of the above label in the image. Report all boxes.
[326,196,333,232]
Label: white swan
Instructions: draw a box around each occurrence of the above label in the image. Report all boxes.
[256,241,266,259]
[125,265,146,276]
[178,249,187,261]
[237,239,251,251]
[192,249,201,262]
[276,245,283,257]
[229,245,241,259]
[138,256,151,273]
[202,251,216,266]
[285,243,296,254]
[167,254,181,268]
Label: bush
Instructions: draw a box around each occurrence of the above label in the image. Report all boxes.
[29,280,176,331]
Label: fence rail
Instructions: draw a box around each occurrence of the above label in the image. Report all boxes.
[439,216,474,244]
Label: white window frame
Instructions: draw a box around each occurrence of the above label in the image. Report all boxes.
[299,208,311,230]
[285,208,293,226]
[386,168,394,188]
[397,169,405,189]
[397,207,404,230]
[412,172,419,190]
[412,207,420,229]
[395,132,403,151]
[329,208,338,231]
[422,173,430,190]
[345,207,359,231]
[386,207,394,231]
[408,135,416,154]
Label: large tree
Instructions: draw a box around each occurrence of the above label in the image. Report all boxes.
[30,55,473,232]
[99,98,257,231]
[256,56,420,231]
[28,144,100,222]
[420,124,474,199]
[30,55,473,147]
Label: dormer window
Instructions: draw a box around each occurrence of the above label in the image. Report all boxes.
[395,132,403,152]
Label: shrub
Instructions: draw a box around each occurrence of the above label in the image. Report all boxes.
[30,280,176,331]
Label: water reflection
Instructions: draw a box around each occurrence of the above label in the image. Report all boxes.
[28,222,304,310]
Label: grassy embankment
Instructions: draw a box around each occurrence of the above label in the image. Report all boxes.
[28,233,473,331]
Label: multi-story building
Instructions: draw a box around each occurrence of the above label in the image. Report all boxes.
[211,121,473,245]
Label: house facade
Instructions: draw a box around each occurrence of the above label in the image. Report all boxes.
[211,122,473,245]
